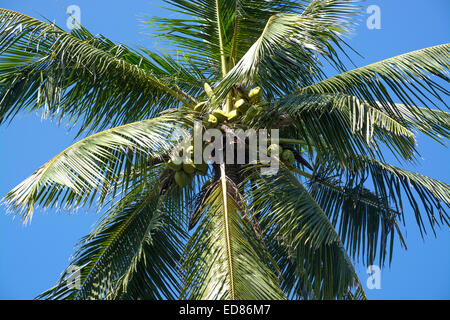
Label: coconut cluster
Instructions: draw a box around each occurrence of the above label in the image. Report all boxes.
[194,84,265,128]
[167,142,208,187]
[168,84,296,187]
[267,144,295,166]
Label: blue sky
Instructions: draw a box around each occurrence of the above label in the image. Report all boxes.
[0,0,449,299]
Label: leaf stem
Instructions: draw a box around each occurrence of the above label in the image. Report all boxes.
[215,0,227,77]
[277,138,310,146]
[220,164,235,299]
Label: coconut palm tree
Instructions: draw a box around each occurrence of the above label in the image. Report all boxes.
[1,0,449,300]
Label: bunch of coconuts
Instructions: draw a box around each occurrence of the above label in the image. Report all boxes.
[167,142,209,187]
[267,144,295,166]
[227,85,264,123]
[170,84,295,187]
[192,83,265,128]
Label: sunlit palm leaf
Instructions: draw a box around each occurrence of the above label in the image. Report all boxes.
[3,114,186,223]
[215,0,361,98]
[143,0,307,77]
[261,93,418,163]
[0,9,196,135]
[300,44,450,141]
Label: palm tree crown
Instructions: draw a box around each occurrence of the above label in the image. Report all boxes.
[0,0,449,300]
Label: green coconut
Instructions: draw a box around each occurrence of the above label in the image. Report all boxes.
[268,144,282,156]
[281,149,295,165]
[175,171,190,187]
[248,86,262,101]
[193,101,207,112]
[212,108,228,122]
[234,99,247,112]
[227,109,240,122]
[168,159,182,171]
[183,159,196,174]
[203,114,218,128]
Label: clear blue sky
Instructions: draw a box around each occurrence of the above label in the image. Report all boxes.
[0,0,449,299]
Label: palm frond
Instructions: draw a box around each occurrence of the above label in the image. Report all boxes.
[308,171,405,266]
[37,172,187,300]
[0,9,196,135]
[342,284,367,300]
[248,166,364,299]
[181,178,285,300]
[378,102,450,142]
[319,155,450,235]
[260,92,418,163]
[299,44,450,141]
[2,114,186,223]
[143,0,306,77]
[215,0,361,98]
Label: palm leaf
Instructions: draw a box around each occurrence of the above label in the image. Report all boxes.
[0,9,196,135]
[37,171,187,299]
[300,43,450,142]
[248,166,364,299]
[319,155,450,235]
[2,114,186,223]
[308,171,405,266]
[261,93,418,163]
[181,178,285,299]
[143,0,307,77]
[215,0,361,98]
